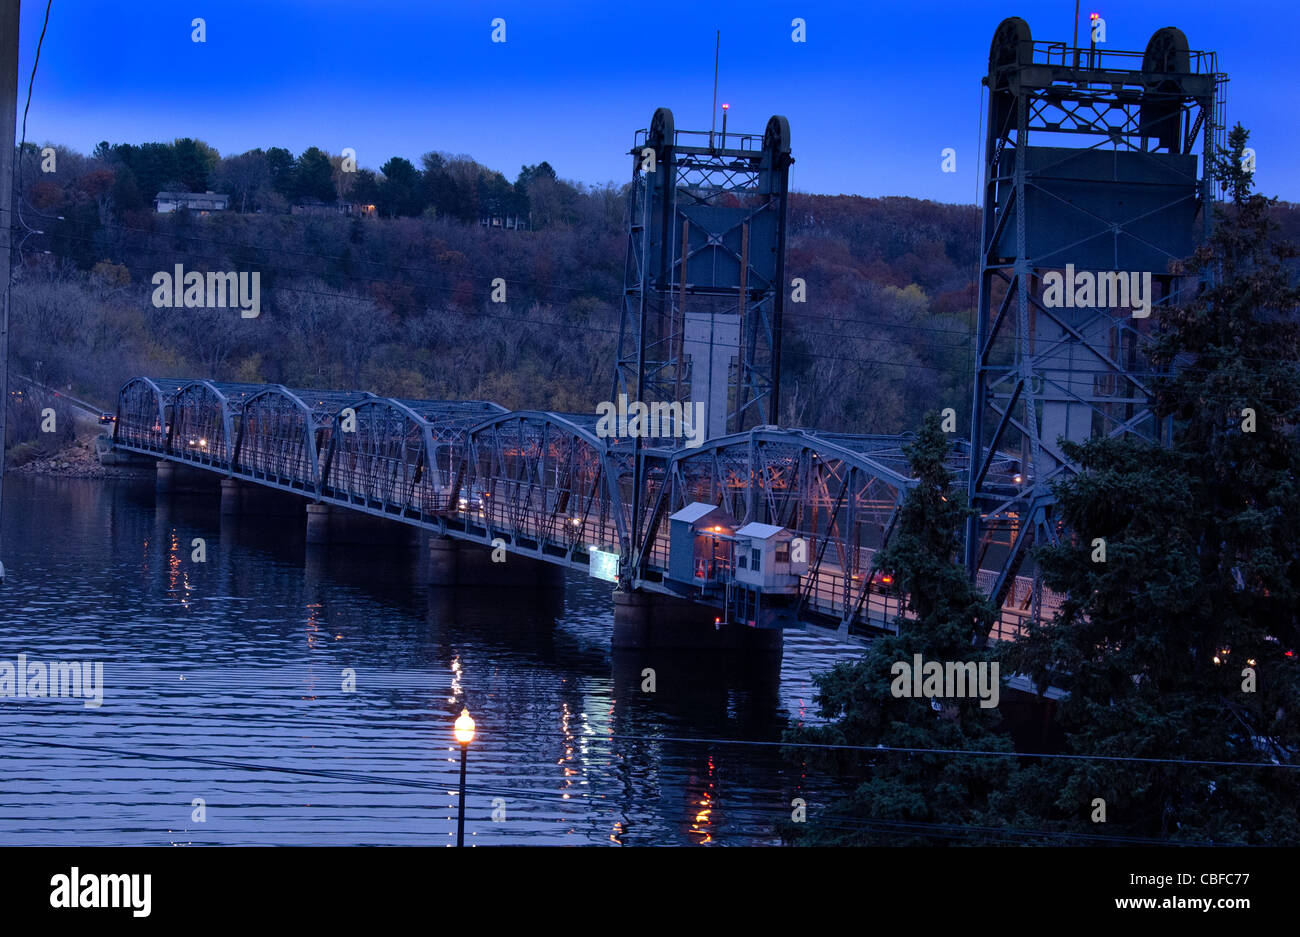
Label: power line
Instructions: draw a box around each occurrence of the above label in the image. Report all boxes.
[601,732,1299,771]
[16,214,1300,414]
[1,734,601,805]
[12,0,51,255]
[2,0,53,585]
[20,202,986,348]
[36,240,1282,391]
[25,197,1300,369]
[15,237,978,378]
[26,219,1300,377]
[0,734,1245,846]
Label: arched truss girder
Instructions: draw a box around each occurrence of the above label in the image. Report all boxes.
[319,396,441,516]
[111,374,954,631]
[394,398,509,485]
[234,384,322,490]
[632,428,919,624]
[113,376,171,453]
[462,410,631,556]
[674,428,916,486]
[170,380,237,467]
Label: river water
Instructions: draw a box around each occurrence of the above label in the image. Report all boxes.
[0,475,859,846]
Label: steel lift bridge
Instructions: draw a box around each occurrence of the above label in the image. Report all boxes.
[965,19,1224,623]
[109,19,1220,645]
[113,377,990,640]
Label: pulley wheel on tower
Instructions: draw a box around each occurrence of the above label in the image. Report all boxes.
[988,17,1032,133]
[1141,27,1191,153]
[649,107,675,154]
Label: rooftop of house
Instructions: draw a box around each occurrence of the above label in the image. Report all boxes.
[155,191,229,202]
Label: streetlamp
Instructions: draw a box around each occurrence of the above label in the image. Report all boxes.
[454,707,475,846]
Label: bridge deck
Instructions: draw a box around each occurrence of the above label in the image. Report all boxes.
[113,377,1058,641]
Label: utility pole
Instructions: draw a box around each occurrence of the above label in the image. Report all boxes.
[0,1,19,584]
[709,30,719,149]
[1073,1,1080,68]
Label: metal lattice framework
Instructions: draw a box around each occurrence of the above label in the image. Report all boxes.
[320,397,438,514]
[104,28,1228,645]
[613,107,793,441]
[119,376,1050,635]
[115,374,1060,637]
[643,431,917,632]
[965,19,1223,624]
[460,412,633,560]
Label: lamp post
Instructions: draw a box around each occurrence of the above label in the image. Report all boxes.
[454,707,475,847]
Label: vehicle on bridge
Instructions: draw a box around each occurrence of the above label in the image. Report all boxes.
[109,374,1058,641]
[458,484,488,516]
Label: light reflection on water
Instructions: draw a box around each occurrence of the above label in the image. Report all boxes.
[0,476,858,845]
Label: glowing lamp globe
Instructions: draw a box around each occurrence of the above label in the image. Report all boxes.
[454,707,476,746]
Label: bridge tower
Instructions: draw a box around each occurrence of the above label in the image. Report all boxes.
[612,107,793,441]
[965,18,1224,628]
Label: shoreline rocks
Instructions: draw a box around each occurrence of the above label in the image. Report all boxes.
[6,439,151,480]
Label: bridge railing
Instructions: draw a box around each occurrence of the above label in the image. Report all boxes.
[114,375,1065,637]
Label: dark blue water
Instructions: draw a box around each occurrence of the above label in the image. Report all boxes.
[0,475,857,845]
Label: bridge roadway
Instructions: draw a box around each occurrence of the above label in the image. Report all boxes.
[112,377,1058,643]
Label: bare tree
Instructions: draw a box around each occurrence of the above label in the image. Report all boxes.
[212,150,271,213]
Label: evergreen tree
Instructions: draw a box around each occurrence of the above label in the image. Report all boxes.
[784,411,1018,845]
[420,152,461,219]
[514,161,556,219]
[173,137,219,192]
[129,142,180,200]
[350,169,381,211]
[377,157,423,217]
[1009,124,1300,844]
[265,147,296,200]
[293,146,336,203]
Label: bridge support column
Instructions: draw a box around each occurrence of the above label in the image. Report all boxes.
[98,441,153,468]
[612,589,784,652]
[221,479,304,516]
[305,503,416,546]
[427,536,565,588]
[156,460,219,494]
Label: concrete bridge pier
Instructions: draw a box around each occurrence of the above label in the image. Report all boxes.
[427,536,565,588]
[612,589,784,653]
[305,503,417,546]
[221,479,306,516]
[156,460,220,494]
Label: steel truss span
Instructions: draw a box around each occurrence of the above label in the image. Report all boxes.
[114,376,1046,640]
[105,28,1225,646]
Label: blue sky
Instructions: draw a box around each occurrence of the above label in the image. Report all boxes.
[18,0,1300,202]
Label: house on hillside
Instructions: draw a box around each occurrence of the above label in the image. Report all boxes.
[154,191,230,214]
[291,198,377,218]
[479,213,529,230]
